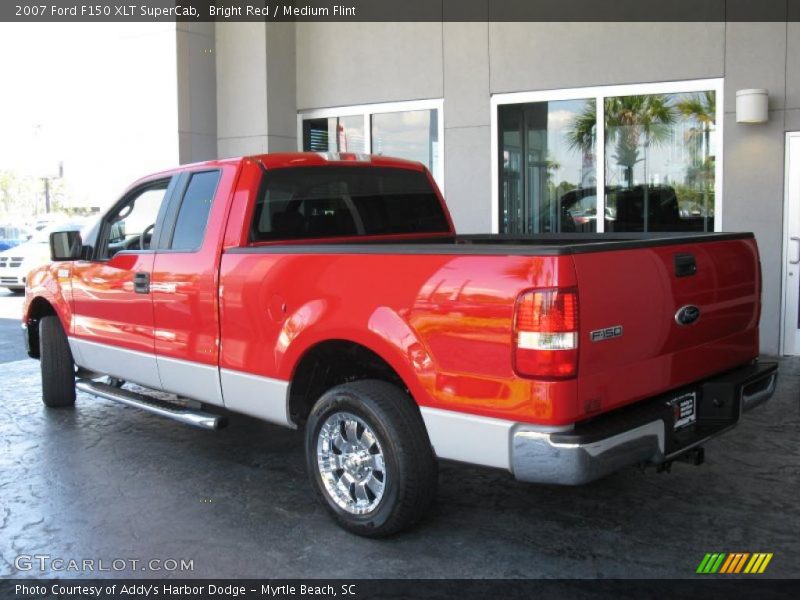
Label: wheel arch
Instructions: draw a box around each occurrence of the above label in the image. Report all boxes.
[25,296,59,359]
[288,338,419,426]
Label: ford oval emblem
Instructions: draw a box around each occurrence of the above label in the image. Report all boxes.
[675,305,701,326]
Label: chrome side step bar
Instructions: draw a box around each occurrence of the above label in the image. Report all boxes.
[76,380,227,430]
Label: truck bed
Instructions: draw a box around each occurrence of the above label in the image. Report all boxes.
[222,230,760,426]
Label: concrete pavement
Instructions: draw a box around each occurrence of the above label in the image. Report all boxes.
[0,349,798,579]
[0,289,27,363]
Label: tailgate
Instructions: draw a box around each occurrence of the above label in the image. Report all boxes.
[572,236,760,418]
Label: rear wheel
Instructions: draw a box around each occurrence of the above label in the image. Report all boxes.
[39,315,76,407]
[305,379,438,537]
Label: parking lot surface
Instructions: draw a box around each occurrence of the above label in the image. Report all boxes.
[0,292,798,578]
[0,290,26,363]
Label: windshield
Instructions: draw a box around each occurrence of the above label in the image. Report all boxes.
[1,226,25,239]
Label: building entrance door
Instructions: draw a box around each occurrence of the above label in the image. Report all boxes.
[783,132,800,355]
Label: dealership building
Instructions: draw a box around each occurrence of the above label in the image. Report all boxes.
[172,17,800,357]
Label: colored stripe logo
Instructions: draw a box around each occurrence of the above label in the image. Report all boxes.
[697,553,773,574]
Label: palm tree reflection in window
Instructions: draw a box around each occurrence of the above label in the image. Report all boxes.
[566,92,715,232]
[677,91,716,228]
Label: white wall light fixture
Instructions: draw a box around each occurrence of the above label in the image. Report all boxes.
[736,89,769,124]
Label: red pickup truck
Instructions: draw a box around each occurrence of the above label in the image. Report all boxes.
[24,152,777,536]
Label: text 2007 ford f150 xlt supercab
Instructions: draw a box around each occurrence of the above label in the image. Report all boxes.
[24,152,778,536]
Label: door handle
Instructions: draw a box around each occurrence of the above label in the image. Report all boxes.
[674,253,697,277]
[791,237,800,265]
[133,272,150,294]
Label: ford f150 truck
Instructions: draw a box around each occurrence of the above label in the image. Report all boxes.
[24,152,777,537]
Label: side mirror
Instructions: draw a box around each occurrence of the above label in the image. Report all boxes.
[50,231,83,261]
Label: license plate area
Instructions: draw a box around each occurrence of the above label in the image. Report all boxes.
[669,391,696,430]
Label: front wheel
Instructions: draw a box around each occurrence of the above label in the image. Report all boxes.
[39,315,76,407]
[305,380,438,537]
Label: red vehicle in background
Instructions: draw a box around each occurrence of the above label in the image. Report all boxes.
[23,152,777,536]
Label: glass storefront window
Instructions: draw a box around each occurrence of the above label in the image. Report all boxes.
[371,109,439,176]
[302,115,366,153]
[497,83,719,235]
[604,91,716,232]
[498,99,597,234]
[300,101,443,189]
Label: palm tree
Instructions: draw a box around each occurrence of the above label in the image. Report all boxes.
[677,91,715,185]
[567,95,677,188]
[677,91,716,227]
[677,91,715,151]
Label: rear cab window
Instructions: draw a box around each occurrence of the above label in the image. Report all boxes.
[250,166,450,242]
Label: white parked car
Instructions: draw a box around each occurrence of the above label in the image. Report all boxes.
[0,222,84,293]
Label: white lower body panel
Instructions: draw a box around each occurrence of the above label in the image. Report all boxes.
[419,407,572,471]
[420,407,515,470]
[220,368,293,428]
[68,337,162,390]
[157,355,224,407]
[68,338,293,427]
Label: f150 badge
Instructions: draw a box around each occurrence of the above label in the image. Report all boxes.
[675,305,701,326]
[590,325,623,342]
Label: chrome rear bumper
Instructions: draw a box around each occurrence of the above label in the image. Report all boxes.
[510,361,778,485]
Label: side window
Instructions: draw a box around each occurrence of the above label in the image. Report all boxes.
[102,181,170,259]
[170,171,220,251]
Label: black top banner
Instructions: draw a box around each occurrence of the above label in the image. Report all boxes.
[3,0,800,23]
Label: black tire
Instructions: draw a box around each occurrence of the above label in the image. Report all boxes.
[39,315,76,407]
[305,379,438,537]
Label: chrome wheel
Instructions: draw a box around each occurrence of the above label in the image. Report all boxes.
[316,411,387,515]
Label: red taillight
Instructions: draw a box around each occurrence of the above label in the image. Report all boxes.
[513,288,578,379]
